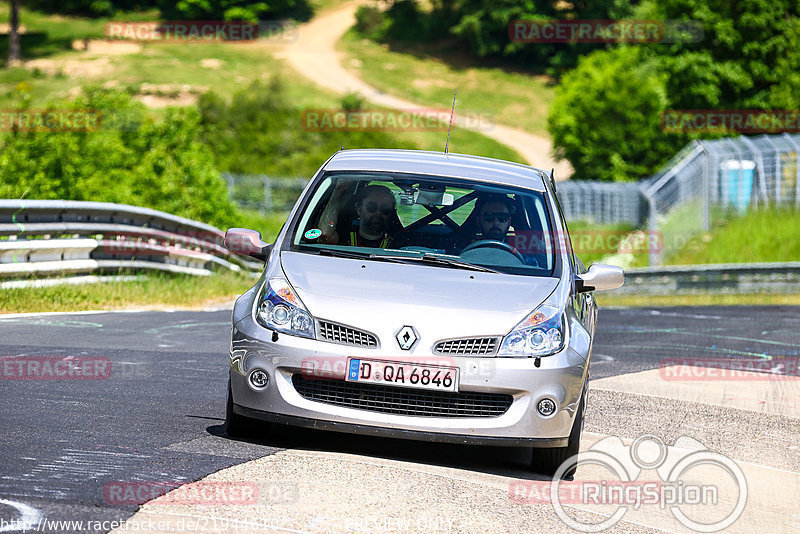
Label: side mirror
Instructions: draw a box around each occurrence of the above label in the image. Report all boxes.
[224,228,272,262]
[576,263,624,293]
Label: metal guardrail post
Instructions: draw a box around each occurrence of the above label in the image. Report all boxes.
[781,133,800,207]
[640,187,660,266]
[700,143,710,232]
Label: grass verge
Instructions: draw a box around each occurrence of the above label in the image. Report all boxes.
[338,31,555,138]
[596,292,800,308]
[0,270,259,314]
[667,207,800,265]
[0,5,523,162]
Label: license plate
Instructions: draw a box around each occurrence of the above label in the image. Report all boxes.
[345,358,459,392]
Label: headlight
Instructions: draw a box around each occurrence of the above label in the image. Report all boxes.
[256,276,315,339]
[498,305,564,357]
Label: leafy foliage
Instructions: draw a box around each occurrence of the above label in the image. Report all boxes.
[22,0,157,16]
[20,0,313,21]
[156,0,312,22]
[363,0,636,75]
[197,78,415,177]
[0,88,240,228]
[548,47,686,181]
[549,0,800,180]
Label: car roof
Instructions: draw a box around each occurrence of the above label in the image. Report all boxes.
[323,149,549,191]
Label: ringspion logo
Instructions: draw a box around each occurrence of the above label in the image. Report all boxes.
[512,434,747,532]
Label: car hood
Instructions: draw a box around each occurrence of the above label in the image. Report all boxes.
[280,251,559,349]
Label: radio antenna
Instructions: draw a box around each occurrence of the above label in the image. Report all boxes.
[444,89,457,154]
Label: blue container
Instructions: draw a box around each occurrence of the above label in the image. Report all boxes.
[720,160,755,212]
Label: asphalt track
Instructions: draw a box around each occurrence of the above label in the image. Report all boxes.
[0,306,798,533]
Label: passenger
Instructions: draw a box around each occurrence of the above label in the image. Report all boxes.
[318,183,397,247]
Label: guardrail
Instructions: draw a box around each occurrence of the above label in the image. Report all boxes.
[0,200,264,284]
[617,262,800,295]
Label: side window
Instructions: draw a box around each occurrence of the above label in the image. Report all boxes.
[294,176,334,245]
[551,192,576,272]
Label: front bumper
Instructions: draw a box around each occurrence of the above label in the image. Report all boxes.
[230,314,589,446]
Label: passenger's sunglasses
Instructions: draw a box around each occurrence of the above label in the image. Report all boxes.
[364,202,394,215]
[480,211,511,223]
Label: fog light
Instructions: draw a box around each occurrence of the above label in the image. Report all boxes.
[537,398,556,417]
[249,369,269,389]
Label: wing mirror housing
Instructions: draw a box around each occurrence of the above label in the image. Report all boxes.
[224,228,272,262]
[576,263,624,293]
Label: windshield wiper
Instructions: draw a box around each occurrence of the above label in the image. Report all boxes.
[371,253,500,273]
[315,248,370,259]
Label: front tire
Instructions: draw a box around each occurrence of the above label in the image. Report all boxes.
[530,385,586,479]
[225,378,252,437]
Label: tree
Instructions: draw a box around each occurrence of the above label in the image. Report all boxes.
[548,47,685,181]
[548,0,800,181]
[0,89,240,228]
[7,0,20,63]
[156,0,312,22]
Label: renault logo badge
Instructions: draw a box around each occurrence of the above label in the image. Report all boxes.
[395,326,419,350]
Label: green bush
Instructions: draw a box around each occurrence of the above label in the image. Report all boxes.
[549,0,800,182]
[340,91,365,111]
[354,5,385,38]
[548,47,686,182]
[197,78,416,178]
[0,88,240,228]
[156,0,313,22]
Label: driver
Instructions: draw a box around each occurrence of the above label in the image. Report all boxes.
[473,194,514,243]
[318,183,397,248]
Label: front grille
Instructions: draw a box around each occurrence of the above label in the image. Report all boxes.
[291,374,512,418]
[317,320,378,348]
[434,337,498,355]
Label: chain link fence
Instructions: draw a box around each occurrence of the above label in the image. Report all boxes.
[222,133,800,266]
[222,173,309,213]
[643,133,800,265]
[556,181,646,227]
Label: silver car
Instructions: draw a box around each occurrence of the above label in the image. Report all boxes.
[224,149,623,477]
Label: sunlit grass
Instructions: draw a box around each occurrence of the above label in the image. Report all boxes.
[0,269,259,314]
[667,207,800,265]
[596,292,800,308]
[338,31,555,138]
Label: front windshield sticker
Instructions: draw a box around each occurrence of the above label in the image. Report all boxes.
[304,228,323,240]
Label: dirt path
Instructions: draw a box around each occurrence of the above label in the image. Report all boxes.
[280,2,573,179]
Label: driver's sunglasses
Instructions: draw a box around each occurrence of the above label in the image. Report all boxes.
[480,211,511,223]
[365,202,394,215]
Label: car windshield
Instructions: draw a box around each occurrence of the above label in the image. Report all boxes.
[288,171,558,277]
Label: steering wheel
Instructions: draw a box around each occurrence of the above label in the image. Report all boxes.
[460,239,525,264]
